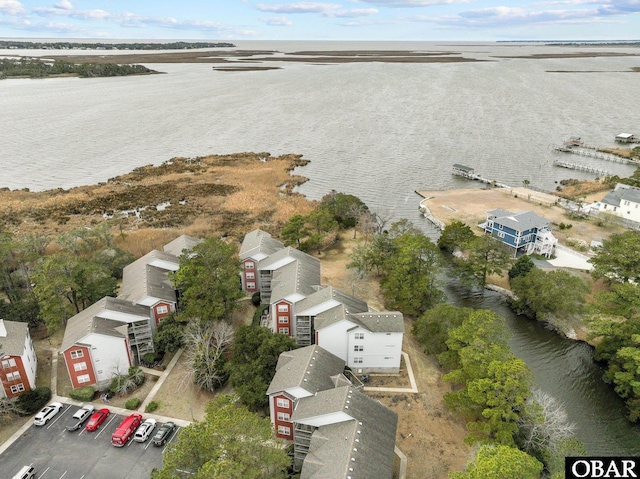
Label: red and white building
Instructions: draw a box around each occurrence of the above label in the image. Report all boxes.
[239,229,284,294]
[0,319,37,399]
[267,345,398,478]
[61,297,151,389]
[61,235,201,389]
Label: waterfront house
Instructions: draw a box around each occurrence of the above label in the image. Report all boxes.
[0,319,37,399]
[266,345,398,478]
[595,183,640,224]
[452,164,476,179]
[483,208,557,258]
[615,133,638,143]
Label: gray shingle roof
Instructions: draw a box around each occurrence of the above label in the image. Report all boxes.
[295,386,398,479]
[488,209,550,233]
[163,234,203,257]
[348,312,404,333]
[266,346,345,396]
[298,286,369,330]
[601,184,640,207]
[119,250,179,305]
[0,320,29,356]
[61,297,150,352]
[270,258,322,303]
[239,229,285,261]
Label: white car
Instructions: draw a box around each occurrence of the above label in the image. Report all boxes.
[33,402,64,426]
[133,418,157,442]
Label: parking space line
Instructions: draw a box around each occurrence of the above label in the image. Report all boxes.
[94,414,117,439]
[46,405,71,430]
[36,467,49,479]
[58,471,67,478]
[163,427,180,452]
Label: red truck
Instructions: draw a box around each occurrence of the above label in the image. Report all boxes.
[111,414,143,447]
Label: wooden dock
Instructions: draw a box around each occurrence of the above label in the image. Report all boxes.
[553,159,611,177]
[554,144,637,164]
[451,164,509,188]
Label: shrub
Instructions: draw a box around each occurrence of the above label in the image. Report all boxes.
[17,386,51,415]
[142,352,156,365]
[125,398,141,410]
[251,292,261,307]
[110,367,146,395]
[69,386,95,402]
[145,401,159,413]
[252,305,268,327]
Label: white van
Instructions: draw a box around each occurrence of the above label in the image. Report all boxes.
[12,465,36,479]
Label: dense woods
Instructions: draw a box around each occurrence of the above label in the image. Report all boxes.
[0,58,155,79]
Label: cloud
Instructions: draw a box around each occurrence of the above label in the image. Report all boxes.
[354,0,471,6]
[261,15,294,25]
[54,0,73,10]
[0,0,26,15]
[254,2,342,14]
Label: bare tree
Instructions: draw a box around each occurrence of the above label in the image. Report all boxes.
[0,397,24,423]
[181,320,235,392]
[518,389,577,454]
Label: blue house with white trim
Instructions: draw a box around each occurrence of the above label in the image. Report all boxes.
[483,209,557,258]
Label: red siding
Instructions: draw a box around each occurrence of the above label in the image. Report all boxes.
[63,345,97,389]
[274,301,292,337]
[272,393,294,440]
[242,259,257,293]
[1,355,30,398]
[152,301,173,325]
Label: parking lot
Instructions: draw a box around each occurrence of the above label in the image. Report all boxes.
[0,403,180,479]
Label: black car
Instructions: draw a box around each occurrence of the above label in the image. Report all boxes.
[152,421,175,446]
[65,404,95,431]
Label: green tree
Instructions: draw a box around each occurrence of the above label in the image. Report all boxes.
[280,214,309,249]
[412,304,472,355]
[32,251,117,332]
[92,246,135,280]
[454,235,512,289]
[589,231,640,284]
[437,221,475,253]
[153,314,186,353]
[508,255,536,282]
[450,444,543,479]
[151,395,289,479]
[509,269,588,321]
[170,237,242,322]
[380,227,444,315]
[594,282,640,320]
[227,326,297,411]
[317,190,368,229]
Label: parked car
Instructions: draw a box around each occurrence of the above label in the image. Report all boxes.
[133,418,157,442]
[152,421,175,446]
[11,465,35,479]
[33,402,63,426]
[111,413,143,447]
[85,408,110,431]
[65,404,95,431]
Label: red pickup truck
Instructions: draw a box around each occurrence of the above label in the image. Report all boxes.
[111,414,142,447]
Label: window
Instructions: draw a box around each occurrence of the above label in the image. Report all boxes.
[246,272,255,279]
[2,358,16,369]
[497,231,505,238]
[247,282,255,289]
[276,398,290,408]
[74,362,88,372]
[70,350,84,359]
[156,305,169,314]
[278,316,289,324]
[499,224,504,230]
[77,374,91,384]
[10,384,25,394]
[6,371,20,381]
[278,328,290,335]
[277,304,289,312]
[354,333,364,340]
[353,357,363,364]
[277,425,291,436]
[277,412,290,421]
[245,262,254,269]
[354,345,363,352]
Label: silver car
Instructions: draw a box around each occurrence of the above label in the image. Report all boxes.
[133,418,157,442]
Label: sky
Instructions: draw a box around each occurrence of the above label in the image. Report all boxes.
[0,0,639,42]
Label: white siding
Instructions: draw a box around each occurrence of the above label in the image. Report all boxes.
[82,333,131,384]
[347,328,403,374]
[295,411,353,427]
[316,319,354,362]
[22,333,37,389]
